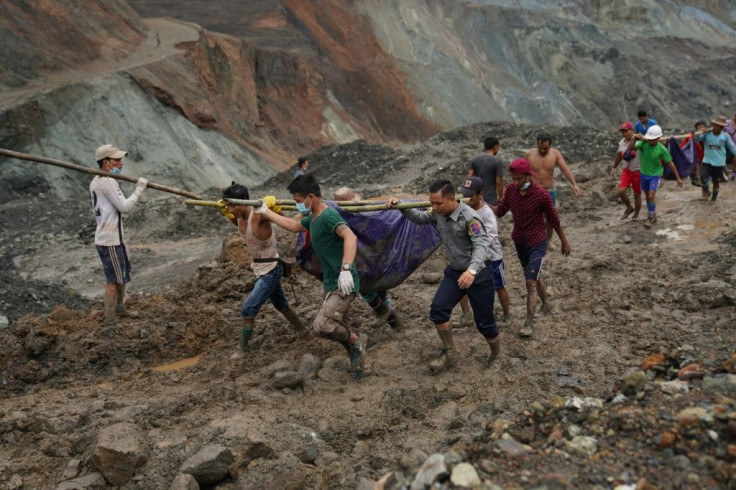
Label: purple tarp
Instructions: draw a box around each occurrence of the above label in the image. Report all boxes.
[294,202,441,293]
[664,136,696,180]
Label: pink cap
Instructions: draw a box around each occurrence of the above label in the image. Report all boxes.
[509,158,536,176]
[619,121,634,131]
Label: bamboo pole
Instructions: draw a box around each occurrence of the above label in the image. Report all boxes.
[0,148,204,200]
[187,197,470,213]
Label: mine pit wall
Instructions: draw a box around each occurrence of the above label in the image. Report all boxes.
[0,75,276,203]
[357,0,736,128]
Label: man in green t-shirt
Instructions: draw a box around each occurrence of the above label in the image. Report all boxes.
[255,174,370,375]
[628,125,683,228]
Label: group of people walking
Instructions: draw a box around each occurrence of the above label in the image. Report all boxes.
[612,112,736,227]
[90,111,735,377]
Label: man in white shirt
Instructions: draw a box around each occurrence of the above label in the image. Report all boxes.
[90,144,147,328]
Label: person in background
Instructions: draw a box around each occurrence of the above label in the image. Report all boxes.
[725,113,736,180]
[468,136,505,205]
[698,115,736,202]
[628,125,683,225]
[90,144,147,329]
[679,121,706,186]
[611,122,642,220]
[294,157,309,178]
[634,110,658,136]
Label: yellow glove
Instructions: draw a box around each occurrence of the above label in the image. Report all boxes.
[217,199,235,220]
[262,195,281,213]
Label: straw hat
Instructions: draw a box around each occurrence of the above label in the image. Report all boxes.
[711,115,728,127]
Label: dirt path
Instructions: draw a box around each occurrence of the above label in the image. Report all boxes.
[0,18,200,110]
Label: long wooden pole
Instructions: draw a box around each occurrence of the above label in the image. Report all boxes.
[186,197,470,213]
[0,148,204,200]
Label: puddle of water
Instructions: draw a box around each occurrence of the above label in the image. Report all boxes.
[655,228,685,240]
[152,355,201,372]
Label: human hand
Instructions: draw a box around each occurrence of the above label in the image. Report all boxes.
[338,270,354,295]
[573,185,582,198]
[263,195,282,213]
[676,178,683,188]
[386,196,400,208]
[457,270,476,289]
[253,200,268,215]
[135,177,148,191]
[217,199,235,220]
[561,239,572,256]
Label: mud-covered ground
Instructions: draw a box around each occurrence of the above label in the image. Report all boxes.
[1,122,736,489]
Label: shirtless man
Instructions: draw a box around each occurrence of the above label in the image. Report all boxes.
[525,134,581,242]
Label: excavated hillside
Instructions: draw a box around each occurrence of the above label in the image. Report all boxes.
[1,121,736,489]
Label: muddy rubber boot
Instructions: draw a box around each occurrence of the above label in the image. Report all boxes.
[369,303,392,328]
[519,320,534,338]
[486,336,501,366]
[282,307,309,339]
[115,285,139,318]
[231,325,254,359]
[387,310,401,329]
[348,332,367,367]
[103,293,117,329]
[429,328,457,372]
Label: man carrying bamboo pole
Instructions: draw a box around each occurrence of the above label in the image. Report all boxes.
[90,145,147,328]
[222,182,309,358]
[254,174,370,375]
[388,180,499,371]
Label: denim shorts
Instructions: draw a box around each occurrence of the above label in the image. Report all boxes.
[241,262,290,318]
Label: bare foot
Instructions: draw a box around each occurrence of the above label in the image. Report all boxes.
[621,207,634,220]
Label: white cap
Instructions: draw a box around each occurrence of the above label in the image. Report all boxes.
[95,144,127,162]
[644,125,663,140]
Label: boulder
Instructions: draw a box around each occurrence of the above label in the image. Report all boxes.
[298,353,322,379]
[566,436,598,458]
[272,371,304,390]
[92,423,147,486]
[180,444,233,485]
[54,472,106,490]
[450,463,481,488]
[170,473,199,490]
[410,454,447,490]
[494,438,527,457]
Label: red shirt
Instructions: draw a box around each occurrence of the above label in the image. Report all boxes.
[495,183,561,247]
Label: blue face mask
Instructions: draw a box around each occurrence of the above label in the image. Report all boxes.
[111,168,121,174]
[520,181,531,190]
[296,198,312,216]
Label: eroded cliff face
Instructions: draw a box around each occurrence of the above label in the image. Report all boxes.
[357,0,736,127]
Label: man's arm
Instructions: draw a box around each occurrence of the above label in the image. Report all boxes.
[260,207,307,233]
[666,161,683,187]
[555,225,571,256]
[334,224,357,266]
[495,175,504,201]
[492,194,509,218]
[387,197,437,224]
[612,151,624,170]
[554,150,581,198]
[101,177,147,213]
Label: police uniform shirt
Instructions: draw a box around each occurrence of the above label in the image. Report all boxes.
[402,202,490,272]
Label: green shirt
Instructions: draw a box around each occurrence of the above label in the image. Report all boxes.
[634,140,672,177]
[301,207,359,293]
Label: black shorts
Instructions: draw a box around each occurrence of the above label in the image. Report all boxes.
[701,163,727,183]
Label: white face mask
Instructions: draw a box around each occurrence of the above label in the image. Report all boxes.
[520,180,531,190]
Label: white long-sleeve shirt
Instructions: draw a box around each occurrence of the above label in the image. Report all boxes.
[90,176,144,246]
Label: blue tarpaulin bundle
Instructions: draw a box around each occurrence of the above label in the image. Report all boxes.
[664,136,696,180]
[294,202,441,293]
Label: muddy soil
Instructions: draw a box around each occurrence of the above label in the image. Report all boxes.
[1,122,736,489]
